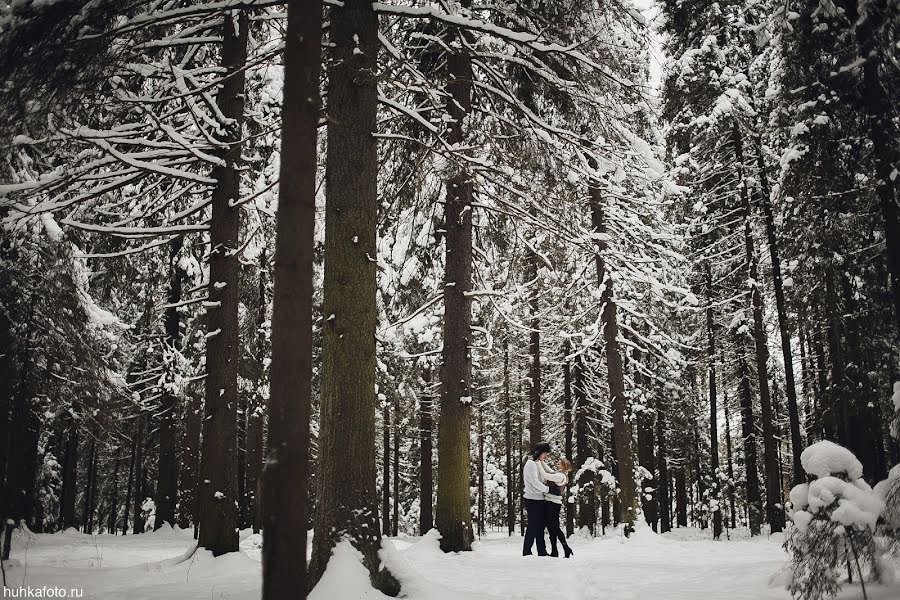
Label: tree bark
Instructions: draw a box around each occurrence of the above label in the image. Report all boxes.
[724,391,737,530]
[850,0,900,342]
[706,265,722,539]
[737,350,762,535]
[156,236,183,530]
[753,137,804,487]
[633,344,657,532]
[132,416,145,534]
[477,399,485,537]
[675,466,687,527]
[435,0,475,554]
[419,382,434,535]
[245,251,266,534]
[309,1,396,593]
[656,404,671,533]
[59,416,79,530]
[574,354,595,533]
[123,424,136,535]
[260,5,320,596]
[527,248,541,447]
[563,339,575,536]
[588,172,637,534]
[177,386,202,531]
[504,345,515,536]
[382,402,391,535]
[392,395,400,537]
[82,437,97,533]
[733,122,783,533]
[198,11,249,556]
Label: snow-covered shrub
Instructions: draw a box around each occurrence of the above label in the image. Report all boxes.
[785,441,888,600]
[873,383,900,552]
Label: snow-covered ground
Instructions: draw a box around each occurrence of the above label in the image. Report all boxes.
[3,524,897,599]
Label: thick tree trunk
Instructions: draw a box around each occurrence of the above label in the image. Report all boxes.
[734,123,783,533]
[178,386,202,531]
[198,12,249,556]
[435,0,475,555]
[706,266,721,540]
[588,174,637,534]
[309,1,396,593]
[260,4,320,597]
[419,386,434,535]
[737,351,762,535]
[753,138,804,487]
[156,236,183,530]
[59,416,79,530]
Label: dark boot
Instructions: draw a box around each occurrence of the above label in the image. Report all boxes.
[564,545,574,558]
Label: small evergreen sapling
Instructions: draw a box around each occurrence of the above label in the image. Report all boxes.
[785,441,888,600]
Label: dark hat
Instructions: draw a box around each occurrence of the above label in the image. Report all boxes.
[530,441,551,459]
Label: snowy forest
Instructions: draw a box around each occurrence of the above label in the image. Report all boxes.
[0,0,899,599]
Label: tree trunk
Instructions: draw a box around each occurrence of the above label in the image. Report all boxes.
[563,339,575,537]
[706,266,722,540]
[850,0,900,342]
[59,416,79,530]
[178,386,202,531]
[504,345,515,536]
[527,248,542,447]
[633,344,657,532]
[108,453,120,534]
[733,122,783,533]
[588,173,637,534]
[737,350,762,535]
[656,405,671,533]
[246,252,266,534]
[574,354,595,533]
[309,1,396,593]
[82,437,97,533]
[435,0,475,555]
[260,5,320,595]
[477,400,485,537]
[132,416,145,534]
[392,396,400,537]
[156,236,183,530]
[675,466,687,527]
[382,402,391,535]
[123,424,136,535]
[419,374,434,535]
[198,11,249,556]
[724,391,737,530]
[753,137,804,487]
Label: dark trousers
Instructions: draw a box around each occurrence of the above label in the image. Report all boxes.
[545,501,570,555]
[523,498,547,556]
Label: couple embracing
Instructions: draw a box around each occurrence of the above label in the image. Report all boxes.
[522,441,574,558]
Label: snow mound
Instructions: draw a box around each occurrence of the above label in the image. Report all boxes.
[309,540,391,600]
[800,440,863,480]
